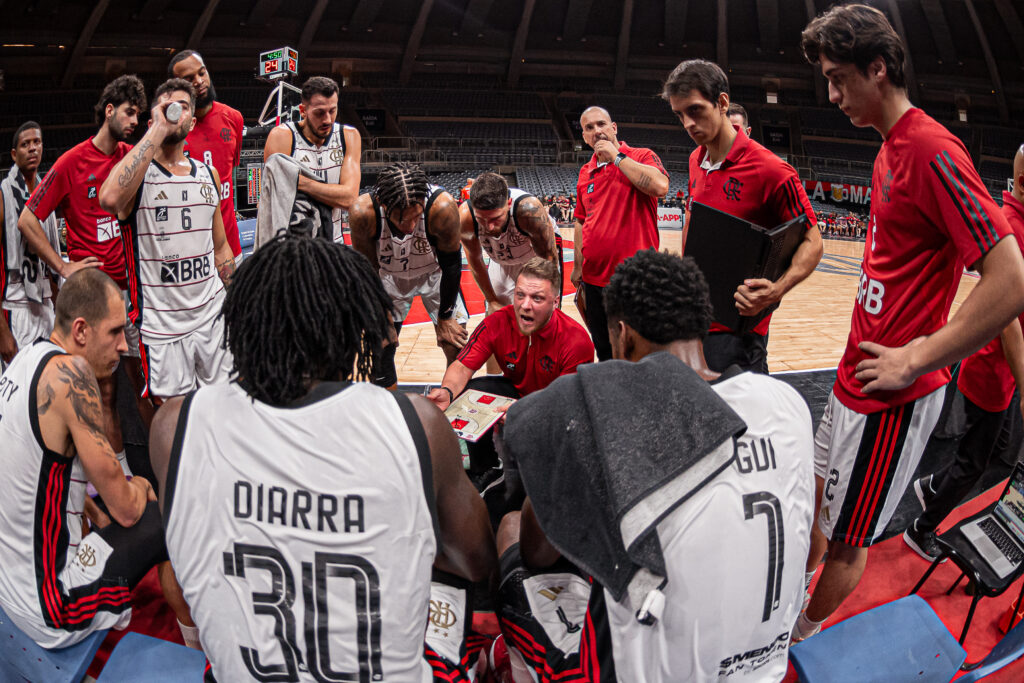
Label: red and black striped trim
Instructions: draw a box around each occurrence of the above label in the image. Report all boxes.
[930,150,1000,254]
[779,176,812,225]
[456,320,490,364]
[833,401,916,546]
[424,642,473,682]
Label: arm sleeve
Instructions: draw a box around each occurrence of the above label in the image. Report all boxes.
[923,143,1011,266]
[772,171,817,227]
[455,316,495,370]
[26,160,68,220]
[436,247,462,320]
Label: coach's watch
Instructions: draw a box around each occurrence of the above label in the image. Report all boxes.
[614,152,627,167]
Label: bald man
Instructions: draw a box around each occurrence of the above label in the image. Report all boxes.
[903,146,1024,560]
[573,106,669,360]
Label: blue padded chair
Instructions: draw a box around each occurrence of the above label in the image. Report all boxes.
[0,604,106,683]
[789,595,967,682]
[97,631,206,682]
[958,613,1024,682]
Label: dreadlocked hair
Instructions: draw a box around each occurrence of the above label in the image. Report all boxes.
[373,162,431,211]
[222,235,394,406]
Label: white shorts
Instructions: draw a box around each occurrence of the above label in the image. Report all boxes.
[383,270,469,326]
[814,386,944,547]
[4,301,55,348]
[120,290,141,359]
[141,314,233,398]
[488,260,528,307]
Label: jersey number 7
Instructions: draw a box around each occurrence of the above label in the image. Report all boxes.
[224,543,384,682]
[743,492,785,623]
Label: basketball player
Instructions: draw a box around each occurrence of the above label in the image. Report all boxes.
[795,4,1024,641]
[727,103,752,138]
[665,59,821,374]
[350,163,469,388]
[169,50,245,262]
[494,250,814,682]
[151,235,497,681]
[99,78,235,400]
[460,172,559,312]
[0,269,167,648]
[2,122,60,366]
[904,147,1024,560]
[262,76,361,240]
[20,75,150,467]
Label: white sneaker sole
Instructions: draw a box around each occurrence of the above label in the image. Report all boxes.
[914,477,930,510]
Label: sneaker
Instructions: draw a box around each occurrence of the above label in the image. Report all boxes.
[903,519,946,562]
[470,466,505,496]
[490,635,513,683]
[914,475,935,511]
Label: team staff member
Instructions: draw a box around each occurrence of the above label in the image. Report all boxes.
[169,50,245,261]
[795,4,1024,641]
[2,122,60,365]
[572,106,669,360]
[19,75,151,458]
[427,258,593,510]
[727,103,753,138]
[904,147,1024,560]
[667,59,822,373]
[263,76,361,240]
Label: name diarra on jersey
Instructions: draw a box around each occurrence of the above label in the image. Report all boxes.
[233,480,366,534]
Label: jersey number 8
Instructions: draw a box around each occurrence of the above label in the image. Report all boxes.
[224,543,384,682]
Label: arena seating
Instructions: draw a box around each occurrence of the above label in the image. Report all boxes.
[383,88,546,119]
[556,94,676,126]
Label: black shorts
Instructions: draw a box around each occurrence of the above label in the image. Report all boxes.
[497,545,617,683]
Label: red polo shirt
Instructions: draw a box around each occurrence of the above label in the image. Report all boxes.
[686,126,816,337]
[574,142,667,287]
[457,306,594,395]
[957,191,1024,412]
[184,101,244,256]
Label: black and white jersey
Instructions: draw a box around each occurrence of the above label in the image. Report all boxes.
[0,341,132,647]
[605,369,815,682]
[287,121,352,240]
[122,159,224,344]
[373,185,446,282]
[163,381,439,682]
[470,188,546,267]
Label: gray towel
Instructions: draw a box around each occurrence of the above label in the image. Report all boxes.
[1,165,59,303]
[502,351,746,611]
[255,153,334,249]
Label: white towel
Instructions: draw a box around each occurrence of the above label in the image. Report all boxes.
[2,165,60,303]
[255,153,334,250]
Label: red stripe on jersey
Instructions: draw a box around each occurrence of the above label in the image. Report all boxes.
[942,151,999,249]
[135,228,213,237]
[138,342,152,398]
[846,411,892,543]
[930,154,995,252]
[139,250,214,263]
[40,461,67,626]
[857,406,904,541]
[851,407,902,541]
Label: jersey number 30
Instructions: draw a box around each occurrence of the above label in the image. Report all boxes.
[224,543,384,682]
[743,492,785,623]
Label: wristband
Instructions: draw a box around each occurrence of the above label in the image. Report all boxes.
[440,386,455,404]
[614,152,627,167]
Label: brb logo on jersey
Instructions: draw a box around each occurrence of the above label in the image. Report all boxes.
[161,257,211,284]
[856,268,885,315]
[723,177,743,201]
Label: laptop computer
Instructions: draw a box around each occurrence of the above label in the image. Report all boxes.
[961,461,1024,579]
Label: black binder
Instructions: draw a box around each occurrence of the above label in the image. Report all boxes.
[685,201,808,334]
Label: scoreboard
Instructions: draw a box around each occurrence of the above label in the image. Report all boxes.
[259,47,298,80]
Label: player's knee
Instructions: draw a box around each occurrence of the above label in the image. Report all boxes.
[496,511,522,557]
[826,538,866,565]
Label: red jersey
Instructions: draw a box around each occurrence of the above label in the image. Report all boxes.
[957,192,1024,413]
[835,108,1013,414]
[686,126,816,336]
[26,137,131,288]
[457,306,594,395]
[183,101,244,256]
[574,142,666,287]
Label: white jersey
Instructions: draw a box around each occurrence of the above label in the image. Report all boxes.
[2,166,59,310]
[124,159,224,344]
[0,341,132,647]
[374,185,446,282]
[471,188,546,267]
[287,121,352,240]
[606,369,814,683]
[164,381,438,682]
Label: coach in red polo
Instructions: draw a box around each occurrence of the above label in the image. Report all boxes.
[572,106,669,360]
[667,59,821,373]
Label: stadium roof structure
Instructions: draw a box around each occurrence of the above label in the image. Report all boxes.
[0,0,1022,122]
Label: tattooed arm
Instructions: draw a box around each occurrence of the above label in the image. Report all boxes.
[99,99,177,219]
[40,355,153,527]
[209,167,235,286]
[514,196,558,263]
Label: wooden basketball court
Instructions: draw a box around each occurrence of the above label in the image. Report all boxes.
[393,236,980,384]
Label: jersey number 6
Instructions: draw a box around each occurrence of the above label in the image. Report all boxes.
[224,543,384,683]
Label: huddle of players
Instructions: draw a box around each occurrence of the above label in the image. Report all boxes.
[5,5,1024,683]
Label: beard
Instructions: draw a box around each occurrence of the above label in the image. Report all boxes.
[164,124,190,145]
[108,116,132,142]
[197,82,216,110]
